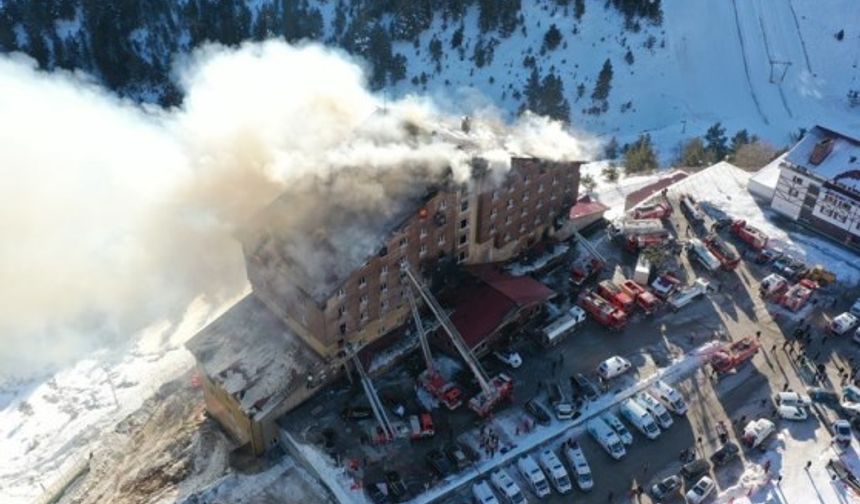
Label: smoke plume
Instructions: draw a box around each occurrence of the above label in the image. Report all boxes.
[0,41,596,378]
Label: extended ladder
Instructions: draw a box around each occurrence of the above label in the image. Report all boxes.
[351,354,395,441]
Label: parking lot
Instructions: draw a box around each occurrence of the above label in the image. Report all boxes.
[279,190,860,504]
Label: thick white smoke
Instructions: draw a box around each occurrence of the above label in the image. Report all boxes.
[0,41,596,378]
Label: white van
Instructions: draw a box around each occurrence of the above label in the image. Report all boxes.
[586,419,626,460]
[600,412,633,445]
[597,356,632,380]
[562,441,594,491]
[473,480,500,504]
[517,455,551,498]
[651,380,688,415]
[742,418,775,448]
[541,307,587,347]
[620,399,661,440]
[490,469,527,504]
[831,312,859,335]
[635,391,674,429]
[537,449,572,494]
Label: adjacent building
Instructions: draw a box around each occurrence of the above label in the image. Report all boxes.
[770,126,860,250]
[186,156,582,454]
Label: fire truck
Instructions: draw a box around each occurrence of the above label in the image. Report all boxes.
[619,279,661,314]
[730,219,768,251]
[625,230,672,253]
[407,290,463,410]
[704,234,741,271]
[578,289,627,330]
[779,279,817,313]
[687,238,721,272]
[651,273,682,300]
[633,195,673,220]
[710,337,761,374]
[597,280,635,312]
[571,229,607,286]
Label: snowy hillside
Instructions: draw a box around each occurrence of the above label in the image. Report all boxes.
[1,0,857,155]
[385,0,859,152]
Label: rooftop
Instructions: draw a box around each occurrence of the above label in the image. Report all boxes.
[186,294,325,420]
[569,196,609,220]
[243,173,443,304]
[450,266,555,349]
[784,125,860,192]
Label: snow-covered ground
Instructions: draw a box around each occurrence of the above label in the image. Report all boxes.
[384,0,859,157]
[715,421,860,504]
[0,294,238,504]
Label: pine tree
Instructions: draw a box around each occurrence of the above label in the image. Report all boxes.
[581,174,597,193]
[574,0,585,21]
[604,137,619,160]
[680,138,708,167]
[592,59,613,101]
[730,129,750,155]
[704,122,728,161]
[624,49,634,65]
[624,134,659,173]
[543,24,562,51]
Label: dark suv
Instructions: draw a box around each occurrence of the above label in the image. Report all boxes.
[710,442,740,467]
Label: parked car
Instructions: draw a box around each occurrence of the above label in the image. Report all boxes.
[651,380,688,415]
[571,373,600,400]
[548,382,575,420]
[601,412,634,445]
[426,448,452,478]
[525,399,552,426]
[686,476,716,504]
[680,459,711,480]
[472,480,500,504]
[587,419,627,460]
[385,471,407,501]
[710,442,739,467]
[341,406,373,421]
[742,418,776,448]
[597,356,632,380]
[834,420,853,446]
[494,349,523,368]
[778,404,809,421]
[445,444,470,471]
[808,387,841,407]
[366,482,390,504]
[650,475,681,500]
[830,312,859,335]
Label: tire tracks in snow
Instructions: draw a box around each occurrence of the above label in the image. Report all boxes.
[731,0,770,125]
[757,11,794,118]
[786,0,813,74]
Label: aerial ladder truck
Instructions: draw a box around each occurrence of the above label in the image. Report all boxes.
[403,265,513,417]
[406,289,463,410]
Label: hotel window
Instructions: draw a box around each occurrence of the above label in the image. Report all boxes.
[380,300,389,312]
[792,176,803,184]
[458,250,468,262]
[520,207,527,216]
[360,311,368,322]
[338,305,346,317]
[537,200,543,209]
[505,215,512,224]
[459,234,467,245]
[399,237,407,249]
[550,193,557,201]
[490,223,497,235]
[438,234,446,245]
[506,198,514,209]
[789,188,799,197]
[460,199,469,212]
[381,265,389,276]
[538,183,544,193]
[523,192,530,202]
[523,175,530,185]
[358,276,366,288]
[360,295,368,306]
[438,200,447,210]
[534,216,541,225]
[492,190,499,201]
[460,218,468,229]
[420,227,428,238]
[336,288,345,299]
[420,244,428,256]
[552,176,559,186]
[504,233,511,242]
[519,223,526,233]
[380,282,388,293]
